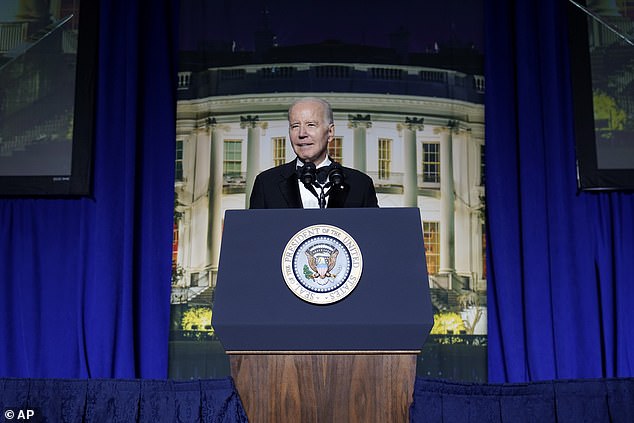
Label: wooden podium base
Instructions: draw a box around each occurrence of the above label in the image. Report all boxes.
[229,352,417,423]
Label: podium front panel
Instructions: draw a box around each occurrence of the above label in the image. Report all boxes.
[213,207,433,352]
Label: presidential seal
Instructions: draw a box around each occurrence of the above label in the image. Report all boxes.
[281,224,363,305]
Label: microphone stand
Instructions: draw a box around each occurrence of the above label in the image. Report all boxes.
[300,180,330,208]
[303,182,325,208]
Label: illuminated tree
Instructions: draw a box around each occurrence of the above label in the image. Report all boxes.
[593,90,626,136]
[181,307,214,335]
[430,312,466,334]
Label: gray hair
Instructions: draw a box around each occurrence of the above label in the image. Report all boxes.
[288,97,334,125]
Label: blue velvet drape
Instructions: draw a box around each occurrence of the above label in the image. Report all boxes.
[485,0,634,382]
[0,0,177,378]
[0,377,248,422]
[410,377,634,423]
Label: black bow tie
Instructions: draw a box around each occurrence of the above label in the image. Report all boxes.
[315,166,331,184]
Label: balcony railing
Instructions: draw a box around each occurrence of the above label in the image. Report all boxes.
[368,171,403,194]
[178,63,485,103]
[0,22,28,54]
[177,71,191,90]
[223,173,246,194]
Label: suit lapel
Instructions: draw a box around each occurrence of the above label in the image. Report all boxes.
[278,161,302,208]
[327,169,350,208]
[327,185,349,208]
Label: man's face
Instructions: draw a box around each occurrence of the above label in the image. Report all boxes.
[288,100,334,164]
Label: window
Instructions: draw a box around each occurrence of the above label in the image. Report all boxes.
[175,139,184,181]
[190,272,199,287]
[328,136,343,164]
[272,137,286,166]
[223,139,242,177]
[423,221,440,275]
[422,142,440,183]
[378,138,392,180]
[172,222,179,266]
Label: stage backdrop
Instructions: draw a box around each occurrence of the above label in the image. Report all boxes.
[169,0,488,382]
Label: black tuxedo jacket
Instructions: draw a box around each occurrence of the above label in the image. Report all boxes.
[249,160,378,209]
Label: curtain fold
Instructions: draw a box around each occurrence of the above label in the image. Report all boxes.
[410,377,634,423]
[0,0,177,378]
[485,0,634,382]
[0,377,248,422]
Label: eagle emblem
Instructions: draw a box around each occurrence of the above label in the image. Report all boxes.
[306,248,339,280]
[282,225,363,304]
[282,225,362,305]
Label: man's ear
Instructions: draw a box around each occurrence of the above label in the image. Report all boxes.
[327,123,335,142]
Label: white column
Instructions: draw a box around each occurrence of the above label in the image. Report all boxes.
[207,119,224,276]
[402,117,424,207]
[242,115,266,208]
[348,114,372,172]
[437,124,455,274]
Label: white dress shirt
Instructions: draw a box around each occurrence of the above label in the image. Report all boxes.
[296,157,331,208]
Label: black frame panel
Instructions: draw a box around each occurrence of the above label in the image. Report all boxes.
[568,0,634,191]
[0,1,98,197]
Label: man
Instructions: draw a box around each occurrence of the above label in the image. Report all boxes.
[249,98,378,208]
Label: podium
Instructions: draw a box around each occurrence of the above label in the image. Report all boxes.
[213,208,433,422]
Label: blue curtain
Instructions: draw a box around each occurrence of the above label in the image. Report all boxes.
[485,0,634,382]
[0,0,177,378]
[0,377,248,422]
[410,377,634,423]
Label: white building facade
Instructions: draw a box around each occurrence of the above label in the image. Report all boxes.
[172,62,485,331]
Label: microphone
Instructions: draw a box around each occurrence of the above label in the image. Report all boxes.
[297,161,345,208]
[298,162,317,186]
[297,162,323,206]
[327,162,345,187]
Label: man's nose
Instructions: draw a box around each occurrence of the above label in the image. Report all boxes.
[298,125,308,137]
